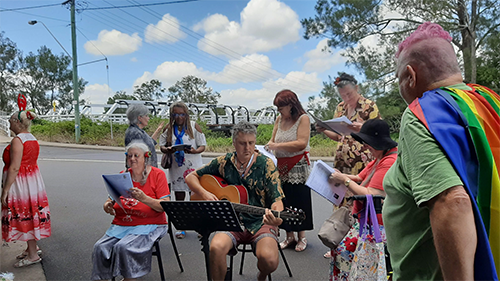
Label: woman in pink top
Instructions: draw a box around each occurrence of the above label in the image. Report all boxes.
[327,119,397,280]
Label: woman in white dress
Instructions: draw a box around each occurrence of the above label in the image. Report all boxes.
[160,101,206,239]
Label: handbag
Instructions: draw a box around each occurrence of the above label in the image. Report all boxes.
[160,141,173,169]
[318,206,354,249]
[348,195,386,281]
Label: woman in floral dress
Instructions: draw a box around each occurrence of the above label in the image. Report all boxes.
[160,101,206,239]
[2,107,51,268]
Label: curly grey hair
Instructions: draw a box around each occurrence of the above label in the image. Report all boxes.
[126,104,150,125]
[125,140,151,185]
[231,121,257,143]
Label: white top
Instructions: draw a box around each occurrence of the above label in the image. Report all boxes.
[274,114,310,184]
[159,121,206,192]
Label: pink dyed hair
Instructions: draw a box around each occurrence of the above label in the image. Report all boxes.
[395,22,453,58]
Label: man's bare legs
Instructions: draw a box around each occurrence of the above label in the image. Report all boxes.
[255,237,279,281]
[209,233,233,281]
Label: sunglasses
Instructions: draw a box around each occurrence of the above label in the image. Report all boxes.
[172,113,187,118]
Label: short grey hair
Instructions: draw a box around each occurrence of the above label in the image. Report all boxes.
[126,104,150,125]
[231,121,257,142]
[125,140,151,184]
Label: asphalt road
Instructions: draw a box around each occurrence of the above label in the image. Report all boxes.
[1,145,335,281]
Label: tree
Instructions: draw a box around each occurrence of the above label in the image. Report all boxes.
[476,29,500,92]
[167,75,220,104]
[58,77,87,111]
[301,0,500,84]
[17,46,76,114]
[133,79,165,101]
[307,75,341,120]
[0,32,21,112]
[106,90,137,114]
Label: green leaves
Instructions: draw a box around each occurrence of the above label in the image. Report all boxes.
[167,75,221,104]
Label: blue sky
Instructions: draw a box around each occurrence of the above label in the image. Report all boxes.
[1,0,356,110]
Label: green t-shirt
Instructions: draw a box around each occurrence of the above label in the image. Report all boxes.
[196,151,284,234]
[382,108,463,280]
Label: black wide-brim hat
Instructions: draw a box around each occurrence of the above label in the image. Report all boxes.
[351,119,397,151]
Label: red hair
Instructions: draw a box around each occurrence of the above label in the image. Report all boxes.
[273,89,306,121]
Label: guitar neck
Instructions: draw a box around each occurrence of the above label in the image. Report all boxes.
[231,203,292,220]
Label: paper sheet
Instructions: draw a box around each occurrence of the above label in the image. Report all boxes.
[171,144,192,151]
[256,145,277,166]
[311,114,354,135]
[306,160,347,206]
[102,173,134,210]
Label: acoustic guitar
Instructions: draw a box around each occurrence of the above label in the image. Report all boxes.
[191,174,305,224]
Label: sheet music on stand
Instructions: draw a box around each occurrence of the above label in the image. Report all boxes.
[306,160,347,206]
[160,201,243,281]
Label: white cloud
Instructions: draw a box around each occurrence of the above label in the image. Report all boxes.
[303,39,345,72]
[134,61,208,87]
[207,54,279,84]
[130,57,138,62]
[219,71,322,109]
[134,54,278,87]
[82,83,113,104]
[144,13,186,44]
[195,0,301,56]
[84,30,142,56]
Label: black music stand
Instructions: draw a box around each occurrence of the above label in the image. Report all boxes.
[161,201,244,281]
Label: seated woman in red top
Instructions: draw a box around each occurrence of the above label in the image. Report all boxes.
[327,119,397,281]
[92,141,170,281]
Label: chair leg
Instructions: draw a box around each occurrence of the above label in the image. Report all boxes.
[268,273,272,281]
[239,243,247,275]
[153,241,166,281]
[278,242,293,277]
[168,221,184,272]
[225,255,234,281]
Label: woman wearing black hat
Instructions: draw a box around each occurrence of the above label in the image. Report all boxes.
[326,119,397,280]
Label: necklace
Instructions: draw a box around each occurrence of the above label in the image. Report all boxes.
[236,153,255,177]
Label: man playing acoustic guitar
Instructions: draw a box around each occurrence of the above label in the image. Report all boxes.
[186,121,285,281]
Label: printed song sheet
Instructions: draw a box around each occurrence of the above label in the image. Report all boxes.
[306,160,347,206]
[310,114,354,135]
[102,173,134,210]
[256,145,278,166]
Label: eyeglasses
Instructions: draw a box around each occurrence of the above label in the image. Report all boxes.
[172,113,187,118]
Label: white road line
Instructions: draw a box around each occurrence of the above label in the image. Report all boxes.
[39,158,123,164]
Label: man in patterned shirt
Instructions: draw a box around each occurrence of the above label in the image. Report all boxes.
[186,121,285,281]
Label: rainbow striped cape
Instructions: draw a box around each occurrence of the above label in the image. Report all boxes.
[409,84,499,280]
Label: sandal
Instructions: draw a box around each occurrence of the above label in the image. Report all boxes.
[175,230,186,239]
[16,248,42,259]
[279,238,296,249]
[13,257,42,268]
[295,237,307,252]
[324,250,332,258]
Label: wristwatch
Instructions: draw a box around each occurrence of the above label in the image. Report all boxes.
[344,179,351,187]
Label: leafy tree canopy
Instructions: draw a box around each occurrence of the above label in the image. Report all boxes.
[301,0,500,85]
[0,32,21,112]
[167,75,220,104]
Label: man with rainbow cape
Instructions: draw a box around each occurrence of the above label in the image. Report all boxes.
[382,22,499,280]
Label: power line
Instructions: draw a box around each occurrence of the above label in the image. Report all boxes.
[0,3,62,12]
[83,0,198,10]
[126,0,320,93]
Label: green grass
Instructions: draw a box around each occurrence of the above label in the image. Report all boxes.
[30,119,337,157]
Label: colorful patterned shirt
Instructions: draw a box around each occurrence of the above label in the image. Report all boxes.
[333,96,380,174]
[195,151,284,234]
